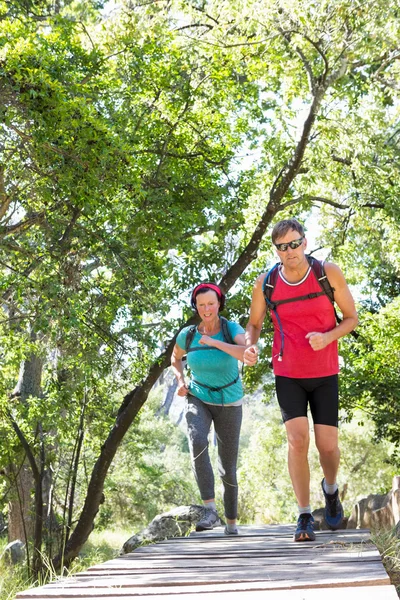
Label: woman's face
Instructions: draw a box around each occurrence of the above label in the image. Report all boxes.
[195,290,220,322]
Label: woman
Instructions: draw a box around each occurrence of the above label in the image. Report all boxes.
[171,282,246,535]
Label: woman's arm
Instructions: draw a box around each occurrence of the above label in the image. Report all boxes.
[171,344,189,396]
[199,333,246,362]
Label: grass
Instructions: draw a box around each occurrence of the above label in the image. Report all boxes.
[372,527,400,598]
[0,538,33,600]
[0,527,130,600]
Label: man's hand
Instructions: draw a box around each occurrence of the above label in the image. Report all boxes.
[243,345,258,366]
[305,332,328,351]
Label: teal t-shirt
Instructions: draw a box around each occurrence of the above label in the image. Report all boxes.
[176,320,244,405]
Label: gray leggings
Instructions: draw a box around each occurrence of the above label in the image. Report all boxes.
[185,394,242,520]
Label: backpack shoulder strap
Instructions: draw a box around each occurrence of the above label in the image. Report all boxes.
[307,255,335,305]
[307,255,344,325]
[262,262,281,308]
[185,325,197,353]
[219,316,235,345]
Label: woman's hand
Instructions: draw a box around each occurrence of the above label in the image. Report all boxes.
[199,335,215,347]
[177,381,189,396]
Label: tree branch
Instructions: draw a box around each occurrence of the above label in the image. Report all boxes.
[7,411,40,481]
[279,29,316,94]
[279,195,351,211]
[0,164,12,220]
[332,154,352,166]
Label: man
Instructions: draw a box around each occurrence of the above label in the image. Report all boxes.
[244,218,358,542]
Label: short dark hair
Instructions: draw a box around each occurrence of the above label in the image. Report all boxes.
[190,283,226,312]
[271,218,305,244]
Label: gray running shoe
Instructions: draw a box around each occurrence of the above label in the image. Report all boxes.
[196,508,220,531]
[224,526,238,535]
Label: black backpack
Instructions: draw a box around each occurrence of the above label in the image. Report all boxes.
[185,316,235,354]
[263,255,339,315]
[263,255,341,361]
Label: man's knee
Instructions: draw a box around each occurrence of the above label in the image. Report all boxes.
[317,441,339,458]
[287,430,309,454]
[315,425,339,456]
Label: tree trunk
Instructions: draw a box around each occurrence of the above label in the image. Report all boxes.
[157,376,178,417]
[8,333,44,577]
[7,463,34,544]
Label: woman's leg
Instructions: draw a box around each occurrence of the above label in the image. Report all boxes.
[213,404,243,521]
[185,394,215,502]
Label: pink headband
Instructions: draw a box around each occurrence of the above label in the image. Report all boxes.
[192,283,222,299]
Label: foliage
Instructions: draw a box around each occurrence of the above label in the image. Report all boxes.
[0,0,400,576]
[372,528,400,595]
[0,527,127,600]
[340,297,400,452]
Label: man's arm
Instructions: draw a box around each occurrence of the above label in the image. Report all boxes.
[243,273,268,365]
[306,262,358,351]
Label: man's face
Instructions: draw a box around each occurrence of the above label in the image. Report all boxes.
[274,229,307,267]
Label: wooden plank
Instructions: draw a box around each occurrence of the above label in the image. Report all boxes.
[137,534,373,547]
[186,526,371,538]
[155,527,368,536]
[15,579,395,598]
[103,547,379,562]
[15,586,400,600]
[21,560,390,589]
[131,539,373,556]
[84,551,381,573]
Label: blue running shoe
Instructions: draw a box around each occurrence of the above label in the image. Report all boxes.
[321,478,344,530]
[294,513,316,542]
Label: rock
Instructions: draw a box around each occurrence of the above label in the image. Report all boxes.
[347,488,400,530]
[122,505,209,554]
[395,520,400,538]
[312,507,348,530]
[0,512,6,535]
[1,540,26,564]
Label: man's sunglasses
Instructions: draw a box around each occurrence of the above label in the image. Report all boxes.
[274,237,304,252]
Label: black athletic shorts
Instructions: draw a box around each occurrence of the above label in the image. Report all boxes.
[275,374,339,427]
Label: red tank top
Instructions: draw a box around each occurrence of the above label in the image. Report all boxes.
[271,266,339,378]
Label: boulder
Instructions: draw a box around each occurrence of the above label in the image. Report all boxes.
[122,505,210,554]
[0,512,6,535]
[1,540,26,564]
[347,476,400,530]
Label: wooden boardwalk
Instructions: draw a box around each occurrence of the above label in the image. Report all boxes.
[16,525,399,599]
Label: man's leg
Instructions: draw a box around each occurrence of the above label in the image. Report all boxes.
[314,423,343,529]
[314,424,340,485]
[311,375,343,530]
[285,417,310,508]
[275,376,315,541]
